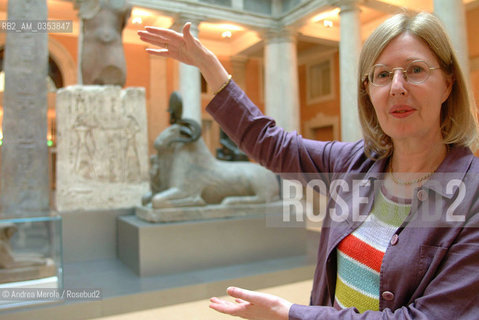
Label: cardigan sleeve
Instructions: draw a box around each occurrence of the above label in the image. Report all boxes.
[206,80,364,182]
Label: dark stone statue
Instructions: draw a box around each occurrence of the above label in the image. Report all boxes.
[216,129,249,161]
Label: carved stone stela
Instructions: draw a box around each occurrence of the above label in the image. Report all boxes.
[56,86,149,211]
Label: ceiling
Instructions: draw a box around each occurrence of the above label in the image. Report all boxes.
[0,0,476,58]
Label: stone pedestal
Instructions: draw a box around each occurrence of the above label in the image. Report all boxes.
[0,258,56,284]
[136,201,285,223]
[55,86,149,211]
[118,213,308,277]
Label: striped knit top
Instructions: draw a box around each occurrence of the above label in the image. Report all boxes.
[334,185,411,313]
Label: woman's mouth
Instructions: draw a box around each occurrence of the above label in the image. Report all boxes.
[390,105,416,118]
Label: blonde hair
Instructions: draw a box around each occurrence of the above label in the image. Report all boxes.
[358,11,479,159]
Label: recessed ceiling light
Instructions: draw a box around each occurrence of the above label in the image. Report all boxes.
[323,20,333,28]
[312,8,340,23]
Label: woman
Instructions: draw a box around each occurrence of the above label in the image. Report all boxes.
[138,11,479,319]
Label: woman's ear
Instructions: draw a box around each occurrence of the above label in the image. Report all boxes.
[363,79,370,95]
[441,74,454,104]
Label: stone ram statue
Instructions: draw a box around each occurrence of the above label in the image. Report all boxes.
[142,120,280,209]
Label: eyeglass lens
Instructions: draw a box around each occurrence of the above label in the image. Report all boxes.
[370,60,431,86]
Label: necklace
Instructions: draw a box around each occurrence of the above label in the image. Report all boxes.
[388,161,435,186]
[388,145,449,186]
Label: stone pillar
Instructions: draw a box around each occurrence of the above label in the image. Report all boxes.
[263,28,300,132]
[231,55,249,91]
[331,0,362,142]
[434,0,470,81]
[78,19,83,84]
[232,0,244,10]
[173,17,202,125]
[1,0,49,217]
[272,0,283,16]
[148,55,169,155]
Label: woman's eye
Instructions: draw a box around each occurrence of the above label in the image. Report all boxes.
[409,65,425,74]
[377,71,390,78]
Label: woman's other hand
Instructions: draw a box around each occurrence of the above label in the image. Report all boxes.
[209,287,292,320]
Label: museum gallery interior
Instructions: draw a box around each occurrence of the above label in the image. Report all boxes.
[0,0,478,319]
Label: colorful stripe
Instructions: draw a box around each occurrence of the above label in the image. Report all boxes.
[337,234,383,273]
[335,275,379,313]
[334,188,410,313]
[336,251,380,296]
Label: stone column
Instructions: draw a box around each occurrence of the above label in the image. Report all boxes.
[232,0,244,10]
[173,16,202,125]
[434,0,470,80]
[1,0,50,217]
[231,55,249,91]
[263,27,300,132]
[77,19,83,84]
[331,0,362,142]
[148,55,169,155]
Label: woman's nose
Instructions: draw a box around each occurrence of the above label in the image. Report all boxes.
[390,70,407,96]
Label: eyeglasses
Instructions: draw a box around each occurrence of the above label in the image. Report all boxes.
[367,60,441,86]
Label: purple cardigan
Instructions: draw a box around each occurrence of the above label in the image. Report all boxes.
[206,80,479,319]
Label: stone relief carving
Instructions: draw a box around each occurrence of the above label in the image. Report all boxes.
[56,86,149,211]
[73,113,98,179]
[63,88,144,184]
[124,114,142,182]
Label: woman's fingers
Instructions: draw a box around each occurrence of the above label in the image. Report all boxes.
[210,297,229,305]
[145,48,168,57]
[138,30,174,45]
[144,26,182,41]
[182,22,194,42]
[210,288,292,319]
[138,23,201,66]
[227,287,261,303]
[138,22,227,81]
[210,298,242,314]
[235,298,250,304]
[138,37,164,50]
[210,296,250,306]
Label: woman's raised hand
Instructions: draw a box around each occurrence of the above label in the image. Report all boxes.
[138,23,205,67]
[137,22,229,92]
[209,287,292,320]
